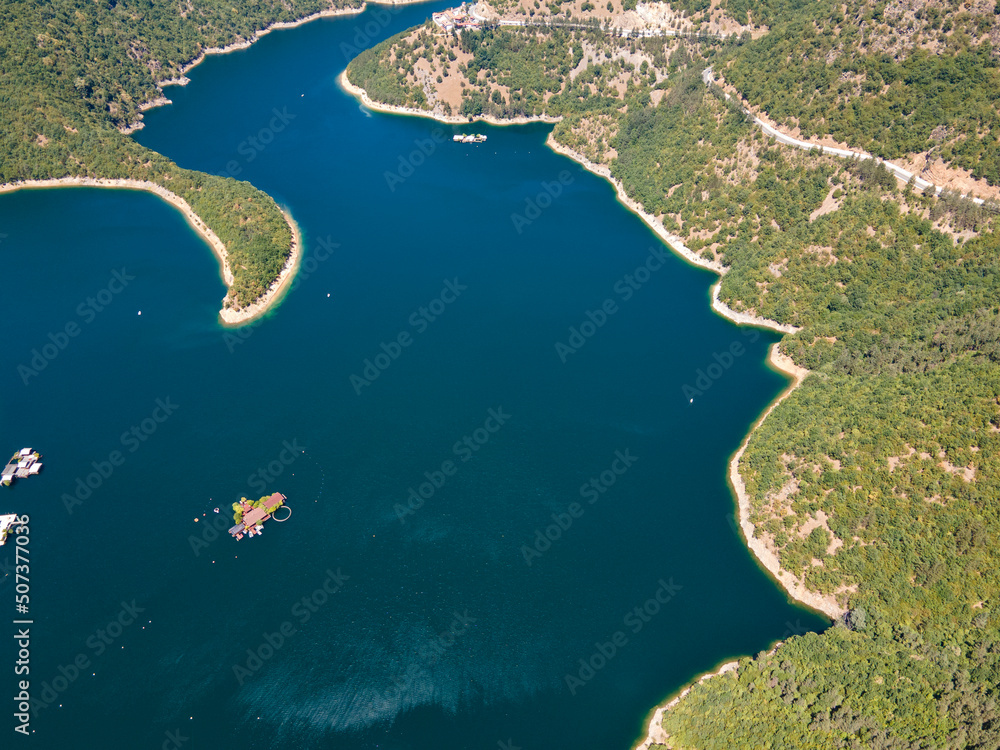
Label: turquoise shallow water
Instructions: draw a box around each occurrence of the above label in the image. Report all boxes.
[0,5,827,748]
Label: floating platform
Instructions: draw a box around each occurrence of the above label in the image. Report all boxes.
[2,449,42,487]
[229,492,289,540]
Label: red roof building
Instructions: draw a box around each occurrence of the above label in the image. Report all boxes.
[242,507,270,527]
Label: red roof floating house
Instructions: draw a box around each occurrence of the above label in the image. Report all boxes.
[242,506,270,527]
[229,492,288,540]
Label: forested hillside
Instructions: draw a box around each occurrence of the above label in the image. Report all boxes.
[345,1,1000,746]
[0,0,361,308]
[719,0,1000,185]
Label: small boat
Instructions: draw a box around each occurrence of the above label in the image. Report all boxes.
[213,507,219,513]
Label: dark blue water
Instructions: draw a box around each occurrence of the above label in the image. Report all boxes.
[0,5,827,748]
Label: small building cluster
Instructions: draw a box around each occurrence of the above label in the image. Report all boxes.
[229,492,287,540]
[1,448,42,487]
[432,4,482,32]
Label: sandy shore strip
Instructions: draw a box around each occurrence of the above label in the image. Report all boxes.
[732,344,844,619]
[340,78,835,738]
[158,0,441,90]
[629,348,838,750]
[541,142,843,616]
[729,344,847,620]
[122,3,372,131]
[163,5,368,85]
[219,209,302,326]
[637,637,796,749]
[0,177,234,285]
[545,136,799,334]
[339,70,562,125]
[632,344,843,749]
[339,78,837,742]
[126,0,445,132]
[336,80,821,604]
[0,176,298,325]
[539,142,844,747]
[634,659,740,750]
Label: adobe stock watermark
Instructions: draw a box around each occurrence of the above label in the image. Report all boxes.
[555,246,669,363]
[681,328,761,400]
[380,610,478,702]
[161,728,189,750]
[349,278,467,395]
[289,235,340,291]
[338,4,405,61]
[385,128,448,191]
[17,267,135,385]
[61,397,180,514]
[510,170,574,234]
[28,600,146,718]
[780,619,813,639]
[221,106,296,178]
[224,235,339,353]
[247,438,304,493]
[564,577,682,695]
[232,568,349,685]
[189,439,304,556]
[521,449,637,565]
[395,407,511,523]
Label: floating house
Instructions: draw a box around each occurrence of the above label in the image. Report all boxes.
[2,449,42,487]
[0,514,19,545]
[228,492,288,540]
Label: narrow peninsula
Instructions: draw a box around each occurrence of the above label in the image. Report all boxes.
[0,0,368,324]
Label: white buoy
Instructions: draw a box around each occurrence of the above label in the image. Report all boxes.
[138,311,142,315]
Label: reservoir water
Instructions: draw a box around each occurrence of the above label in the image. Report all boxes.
[0,4,828,747]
